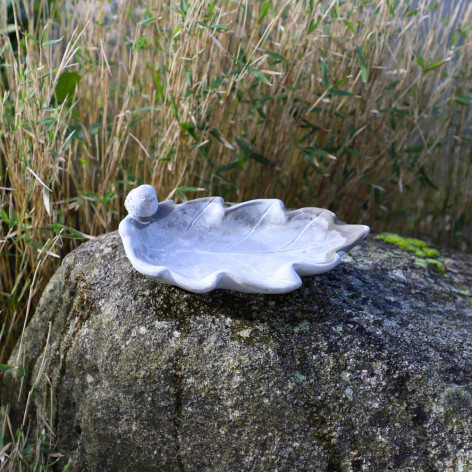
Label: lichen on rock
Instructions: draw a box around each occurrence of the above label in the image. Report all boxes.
[2,231,472,471]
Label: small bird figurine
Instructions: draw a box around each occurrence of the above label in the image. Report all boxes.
[124,184,159,221]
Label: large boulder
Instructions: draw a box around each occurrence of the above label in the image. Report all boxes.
[2,231,472,471]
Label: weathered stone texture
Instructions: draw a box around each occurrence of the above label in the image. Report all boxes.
[2,232,472,471]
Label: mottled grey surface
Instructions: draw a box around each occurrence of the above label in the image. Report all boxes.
[2,232,472,472]
[119,191,369,294]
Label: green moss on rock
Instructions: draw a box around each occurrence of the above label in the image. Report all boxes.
[376,232,445,274]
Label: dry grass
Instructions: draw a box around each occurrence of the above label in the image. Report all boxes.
[0,0,471,467]
[1,323,62,471]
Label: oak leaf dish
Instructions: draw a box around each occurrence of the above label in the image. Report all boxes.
[119,185,369,294]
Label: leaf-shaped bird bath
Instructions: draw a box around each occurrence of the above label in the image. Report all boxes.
[119,185,369,294]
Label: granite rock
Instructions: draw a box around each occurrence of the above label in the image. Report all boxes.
[2,231,472,471]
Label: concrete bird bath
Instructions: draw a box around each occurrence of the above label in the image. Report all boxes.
[118,185,370,293]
